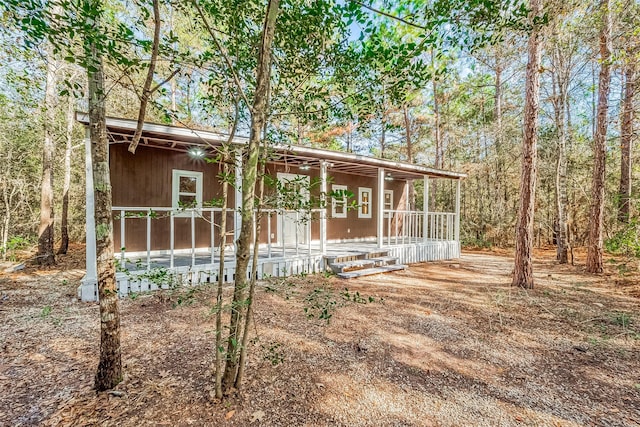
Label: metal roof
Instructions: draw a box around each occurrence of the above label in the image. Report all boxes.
[76,113,466,180]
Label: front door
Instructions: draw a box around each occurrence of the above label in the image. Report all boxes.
[277,173,309,246]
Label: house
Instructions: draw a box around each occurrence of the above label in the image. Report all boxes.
[77,114,465,301]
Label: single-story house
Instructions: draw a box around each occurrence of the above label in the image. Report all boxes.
[77,114,465,301]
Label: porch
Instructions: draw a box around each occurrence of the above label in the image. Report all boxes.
[78,206,460,301]
[77,115,465,301]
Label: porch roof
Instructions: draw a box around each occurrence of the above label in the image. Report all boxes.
[76,113,466,180]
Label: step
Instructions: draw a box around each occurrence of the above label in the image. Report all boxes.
[337,264,407,279]
[367,256,398,266]
[364,251,390,259]
[325,250,390,265]
[324,254,364,265]
[329,259,376,274]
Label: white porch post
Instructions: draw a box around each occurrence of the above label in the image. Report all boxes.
[81,128,97,301]
[320,160,327,255]
[234,147,243,246]
[423,176,429,243]
[377,167,384,248]
[455,178,461,246]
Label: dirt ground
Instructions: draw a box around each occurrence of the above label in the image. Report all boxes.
[1,245,639,426]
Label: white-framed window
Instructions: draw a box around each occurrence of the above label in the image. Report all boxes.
[172,169,203,216]
[358,187,372,218]
[331,184,348,218]
[384,190,394,218]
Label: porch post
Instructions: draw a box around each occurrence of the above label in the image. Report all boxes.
[377,167,384,248]
[234,147,243,246]
[455,178,461,245]
[320,160,327,255]
[81,127,97,301]
[423,176,429,243]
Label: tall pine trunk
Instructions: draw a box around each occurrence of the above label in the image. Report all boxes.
[551,42,570,264]
[37,41,57,266]
[586,0,612,274]
[58,97,74,255]
[618,62,635,223]
[222,0,280,393]
[87,1,122,390]
[512,0,543,289]
[403,104,415,211]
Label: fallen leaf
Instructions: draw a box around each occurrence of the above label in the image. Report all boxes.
[251,410,265,422]
[225,410,235,420]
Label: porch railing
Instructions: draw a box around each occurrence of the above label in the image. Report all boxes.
[112,206,319,270]
[384,210,456,246]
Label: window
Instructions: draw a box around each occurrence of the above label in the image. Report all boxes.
[331,184,348,218]
[358,187,372,218]
[172,169,203,215]
[384,190,394,217]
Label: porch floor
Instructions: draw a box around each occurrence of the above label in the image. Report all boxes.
[117,238,437,272]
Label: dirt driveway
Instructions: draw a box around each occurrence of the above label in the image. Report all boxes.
[1,247,639,426]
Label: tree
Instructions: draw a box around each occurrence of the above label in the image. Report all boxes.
[586,0,612,274]
[36,22,58,266]
[59,87,79,255]
[220,0,280,394]
[618,60,635,223]
[83,0,123,390]
[513,0,544,289]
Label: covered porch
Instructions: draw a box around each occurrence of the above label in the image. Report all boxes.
[78,115,464,301]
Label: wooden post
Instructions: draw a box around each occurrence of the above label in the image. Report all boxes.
[455,178,461,246]
[170,211,174,269]
[120,210,125,263]
[147,211,152,270]
[423,176,429,243]
[377,168,384,248]
[81,129,98,301]
[320,161,327,255]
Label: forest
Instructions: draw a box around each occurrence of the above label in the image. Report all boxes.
[0,0,639,424]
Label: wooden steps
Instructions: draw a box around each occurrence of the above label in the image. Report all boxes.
[337,264,406,279]
[325,250,407,279]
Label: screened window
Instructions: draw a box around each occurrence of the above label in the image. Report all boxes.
[358,187,372,218]
[331,184,348,218]
[384,190,394,217]
[172,169,203,215]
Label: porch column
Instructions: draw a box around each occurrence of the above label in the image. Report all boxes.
[377,167,384,248]
[234,147,243,246]
[455,178,461,245]
[81,128,97,301]
[319,160,327,255]
[423,176,429,243]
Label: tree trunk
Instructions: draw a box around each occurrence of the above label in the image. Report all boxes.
[586,0,612,274]
[551,42,570,264]
[222,0,280,393]
[58,97,74,255]
[403,104,415,210]
[214,150,229,400]
[235,140,268,390]
[618,61,635,223]
[214,97,239,400]
[128,0,161,153]
[37,41,57,266]
[512,0,543,289]
[88,3,122,390]
[380,114,386,159]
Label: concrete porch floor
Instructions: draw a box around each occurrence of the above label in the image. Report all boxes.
[116,238,438,272]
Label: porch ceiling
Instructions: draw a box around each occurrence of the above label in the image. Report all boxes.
[76,113,466,180]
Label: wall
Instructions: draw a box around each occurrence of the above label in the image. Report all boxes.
[110,144,410,252]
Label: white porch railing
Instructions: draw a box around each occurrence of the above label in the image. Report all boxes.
[384,210,457,246]
[113,206,224,270]
[112,206,321,270]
